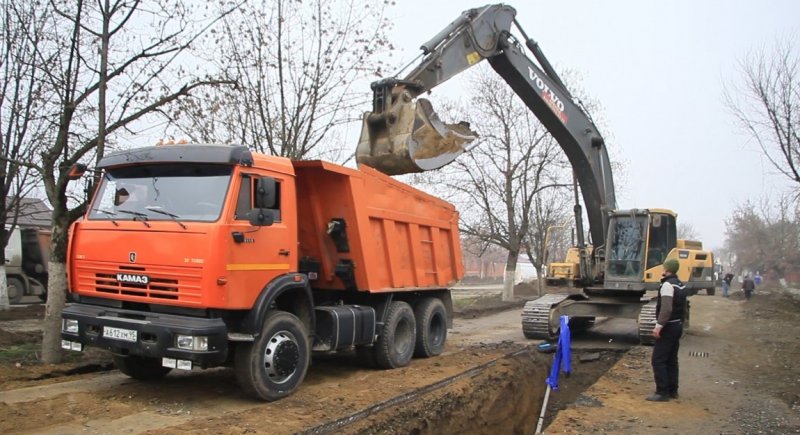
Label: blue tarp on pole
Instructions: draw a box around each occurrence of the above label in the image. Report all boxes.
[545,315,571,390]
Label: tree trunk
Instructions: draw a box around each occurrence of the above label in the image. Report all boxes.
[41,214,70,363]
[503,250,520,301]
[41,261,67,363]
[536,265,545,297]
[0,266,9,310]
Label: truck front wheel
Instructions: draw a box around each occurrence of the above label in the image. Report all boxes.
[375,301,416,369]
[113,355,172,380]
[413,297,447,358]
[235,311,310,401]
[7,277,24,304]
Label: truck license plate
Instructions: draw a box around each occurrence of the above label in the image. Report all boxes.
[103,326,137,342]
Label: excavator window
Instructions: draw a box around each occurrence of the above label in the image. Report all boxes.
[645,213,677,269]
[607,216,647,279]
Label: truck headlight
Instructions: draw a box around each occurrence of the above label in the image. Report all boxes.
[62,319,79,334]
[176,335,208,351]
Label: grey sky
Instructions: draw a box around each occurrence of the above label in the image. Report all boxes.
[383,0,798,249]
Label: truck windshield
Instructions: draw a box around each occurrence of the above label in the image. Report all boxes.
[88,164,232,222]
[606,215,647,279]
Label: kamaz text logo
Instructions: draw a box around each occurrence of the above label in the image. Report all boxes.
[528,67,568,124]
[116,273,150,285]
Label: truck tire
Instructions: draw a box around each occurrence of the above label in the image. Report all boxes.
[7,277,24,305]
[235,310,310,401]
[113,355,172,380]
[375,301,416,369]
[413,297,447,358]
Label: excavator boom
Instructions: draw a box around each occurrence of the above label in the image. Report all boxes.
[356,4,615,248]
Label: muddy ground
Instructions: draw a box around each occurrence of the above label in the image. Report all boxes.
[0,284,798,434]
[547,285,800,434]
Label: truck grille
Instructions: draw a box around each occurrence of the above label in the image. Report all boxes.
[74,261,203,305]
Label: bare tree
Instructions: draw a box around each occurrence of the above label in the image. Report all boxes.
[524,187,571,296]
[460,234,506,281]
[429,68,569,301]
[725,195,800,279]
[170,0,394,162]
[0,1,51,309]
[677,222,699,240]
[31,0,237,363]
[726,37,800,192]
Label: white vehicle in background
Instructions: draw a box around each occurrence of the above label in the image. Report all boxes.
[5,227,51,304]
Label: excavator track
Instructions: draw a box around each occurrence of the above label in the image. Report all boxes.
[637,299,657,345]
[521,294,570,340]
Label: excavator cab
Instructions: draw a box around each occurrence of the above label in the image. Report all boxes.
[355,82,479,176]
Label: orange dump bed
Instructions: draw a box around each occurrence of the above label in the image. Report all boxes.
[293,161,463,293]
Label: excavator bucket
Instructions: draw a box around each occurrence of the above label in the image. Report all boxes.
[356,98,479,176]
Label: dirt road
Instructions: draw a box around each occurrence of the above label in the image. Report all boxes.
[0,300,620,434]
[546,286,800,434]
[1,285,797,434]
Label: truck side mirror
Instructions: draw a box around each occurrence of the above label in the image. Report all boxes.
[248,208,275,227]
[67,163,87,180]
[255,177,277,209]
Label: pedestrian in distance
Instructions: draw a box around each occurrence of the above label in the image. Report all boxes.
[742,274,755,300]
[647,258,688,402]
[722,272,734,298]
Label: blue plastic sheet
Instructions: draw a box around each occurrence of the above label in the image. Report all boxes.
[545,315,571,390]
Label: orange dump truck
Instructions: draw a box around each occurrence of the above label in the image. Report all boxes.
[61,144,463,401]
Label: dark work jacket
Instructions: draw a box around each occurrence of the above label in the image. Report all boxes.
[724,273,734,285]
[656,275,687,322]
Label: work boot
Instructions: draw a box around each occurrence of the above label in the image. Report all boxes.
[646,393,670,402]
[669,392,679,399]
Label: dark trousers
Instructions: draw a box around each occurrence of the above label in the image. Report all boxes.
[651,321,683,395]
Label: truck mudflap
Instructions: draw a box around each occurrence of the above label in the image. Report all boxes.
[61,303,229,367]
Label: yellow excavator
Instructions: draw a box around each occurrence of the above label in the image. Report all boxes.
[355,4,693,344]
[547,246,593,287]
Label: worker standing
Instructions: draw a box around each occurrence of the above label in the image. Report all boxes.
[647,259,687,402]
[722,272,734,298]
[742,274,755,300]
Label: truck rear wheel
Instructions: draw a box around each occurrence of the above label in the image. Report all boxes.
[113,355,172,380]
[7,277,24,305]
[235,311,310,401]
[375,301,415,369]
[413,297,447,358]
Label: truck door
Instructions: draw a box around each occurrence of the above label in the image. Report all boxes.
[225,172,296,307]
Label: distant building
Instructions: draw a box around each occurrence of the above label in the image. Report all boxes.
[6,197,52,229]
[506,260,538,284]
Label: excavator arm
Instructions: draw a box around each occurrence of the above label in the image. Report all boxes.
[356,3,616,248]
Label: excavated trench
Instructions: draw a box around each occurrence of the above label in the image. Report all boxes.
[308,346,625,434]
